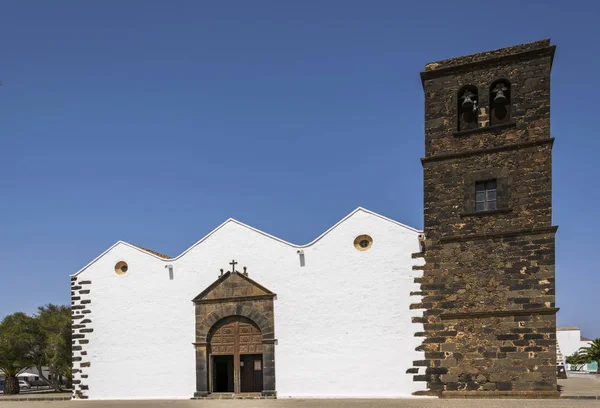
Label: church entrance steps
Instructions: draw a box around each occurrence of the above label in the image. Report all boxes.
[192,393,275,400]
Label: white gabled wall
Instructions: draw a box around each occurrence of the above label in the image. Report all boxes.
[72,208,426,399]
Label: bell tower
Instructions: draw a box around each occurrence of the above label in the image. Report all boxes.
[414,40,558,398]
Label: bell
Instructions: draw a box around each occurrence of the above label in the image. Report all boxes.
[494,89,507,103]
[461,93,474,108]
[493,83,507,103]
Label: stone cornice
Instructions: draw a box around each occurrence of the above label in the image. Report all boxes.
[440,307,559,320]
[452,121,516,137]
[421,138,554,165]
[420,45,555,85]
[194,294,276,305]
[438,225,558,243]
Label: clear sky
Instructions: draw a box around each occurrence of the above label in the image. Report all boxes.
[1,1,598,337]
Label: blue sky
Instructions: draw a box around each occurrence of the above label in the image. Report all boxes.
[1,1,598,337]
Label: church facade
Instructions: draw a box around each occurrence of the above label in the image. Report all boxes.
[70,208,427,399]
[70,39,558,400]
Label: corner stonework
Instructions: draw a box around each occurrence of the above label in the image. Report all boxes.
[71,276,93,399]
[407,244,435,395]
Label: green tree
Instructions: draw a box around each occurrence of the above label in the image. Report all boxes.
[579,338,600,374]
[0,313,37,395]
[0,305,72,394]
[566,350,590,371]
[36,304,72,391]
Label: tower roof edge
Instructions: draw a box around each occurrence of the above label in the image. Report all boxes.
[420,40,555,86]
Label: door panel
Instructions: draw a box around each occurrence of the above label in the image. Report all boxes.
[208,317,264,394]
[240,354,263,392]
[213,355,234,393]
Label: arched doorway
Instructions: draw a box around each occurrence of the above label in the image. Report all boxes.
[208,316,264,394]
[193,270,276,398]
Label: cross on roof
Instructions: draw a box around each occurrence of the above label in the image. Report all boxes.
[229,259,238,273]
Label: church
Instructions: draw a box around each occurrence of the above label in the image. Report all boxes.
[70,39,558,400]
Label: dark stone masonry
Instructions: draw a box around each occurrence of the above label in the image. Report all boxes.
[411,39,558,398]
[71,276,93,399]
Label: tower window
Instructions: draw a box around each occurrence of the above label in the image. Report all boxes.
[458,86,479,131]
[490,79,511,125]
[475,180,497,212]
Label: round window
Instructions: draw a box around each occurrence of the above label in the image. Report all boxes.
[115,261,128,275]
[353,234,373,251]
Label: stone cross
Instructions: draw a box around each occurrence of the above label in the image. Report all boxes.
[229,259,238,273]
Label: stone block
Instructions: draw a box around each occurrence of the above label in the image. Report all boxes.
[441,343,457,352]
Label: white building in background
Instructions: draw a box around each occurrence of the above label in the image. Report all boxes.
[69,208,428,400]
[556,327,597,372]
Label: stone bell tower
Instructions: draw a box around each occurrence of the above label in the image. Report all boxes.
[413,40,558,398]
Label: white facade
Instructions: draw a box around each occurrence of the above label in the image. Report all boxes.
[70,208,427,400]
[557,327,595,371]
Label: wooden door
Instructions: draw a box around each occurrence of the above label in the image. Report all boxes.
[240,354,263,392]
[212,355,234,392]
[208,316,263,393]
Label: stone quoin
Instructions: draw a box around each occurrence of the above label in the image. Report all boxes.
[70,39,558,400]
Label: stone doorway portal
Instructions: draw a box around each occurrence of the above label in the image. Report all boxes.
[208,316,264,394]
[192,268,276,398]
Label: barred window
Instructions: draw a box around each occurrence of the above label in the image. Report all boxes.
[476,180,497,211]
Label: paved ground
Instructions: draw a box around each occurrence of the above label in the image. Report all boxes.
[1,399,600,407]
[559,373,600,398]
[0,375,597,407]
